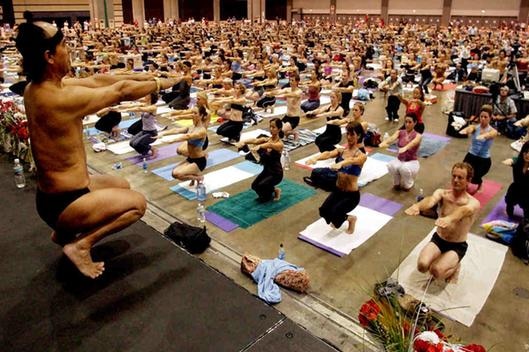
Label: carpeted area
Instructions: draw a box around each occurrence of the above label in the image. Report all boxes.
[0,154,336,352]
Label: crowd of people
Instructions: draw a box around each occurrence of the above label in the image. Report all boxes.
[5,13,529,282]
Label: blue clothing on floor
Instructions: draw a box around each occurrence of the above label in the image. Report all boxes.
[250,258,302,304]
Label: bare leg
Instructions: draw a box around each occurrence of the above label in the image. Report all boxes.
[172,162,203,182]
[346,215,357,234]
[55,179,146,278]
[149,146,158,159]
[429,251,460,281]
[417,242,442,274]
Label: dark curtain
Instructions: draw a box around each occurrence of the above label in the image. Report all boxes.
[145,0,164,22]
[266,0,286,20]
[122,0,133,24]
[179,0,214,20]
[220,0,247,20]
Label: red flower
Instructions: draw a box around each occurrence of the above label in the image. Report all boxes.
[462,344,486,352]
[358,299,381,327]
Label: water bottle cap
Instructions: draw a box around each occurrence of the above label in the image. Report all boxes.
[14,158,20,163]
[279,243,283,247]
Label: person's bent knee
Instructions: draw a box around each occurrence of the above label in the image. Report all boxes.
[429,265,447,280]
[417,260,430,274]
[172,171,184,180]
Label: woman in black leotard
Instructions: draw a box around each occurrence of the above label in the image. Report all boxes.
[236,118,284,202]
[310,91,345,152]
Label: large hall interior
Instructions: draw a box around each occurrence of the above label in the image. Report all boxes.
[1,0,529,351]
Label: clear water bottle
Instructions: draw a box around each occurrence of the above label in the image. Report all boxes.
[282,150,290,170]
[416,188,424,202]
[196,202,206,224]
[142,157,148,173]
[383,132,390,141]
[13,158,25,188]
[278,243,286,260]
[196,181,206,202]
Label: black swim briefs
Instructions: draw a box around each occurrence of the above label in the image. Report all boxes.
[431,232,468,261]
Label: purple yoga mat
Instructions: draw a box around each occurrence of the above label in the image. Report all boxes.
[482,196,524,224]
[205,211,239,232]
[126,142,180,165]
[297,235,345,257]
[359,193,402,216]
[422,132,451,143]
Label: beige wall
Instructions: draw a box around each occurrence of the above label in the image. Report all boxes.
[13,0,90,22]
[292,0,328,13]
[336,0,380,14]
[452,0,520,16]
[387,0,443,15]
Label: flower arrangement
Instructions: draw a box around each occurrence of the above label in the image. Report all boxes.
[358,282,486,352]
[0,98,33,166]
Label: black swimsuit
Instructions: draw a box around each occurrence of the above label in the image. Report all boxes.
[36,187,90,243]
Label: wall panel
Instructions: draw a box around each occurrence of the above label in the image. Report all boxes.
[452,0,520,16]
[387,0,442,15]
[336,0,380,14]
[292,0,327,13]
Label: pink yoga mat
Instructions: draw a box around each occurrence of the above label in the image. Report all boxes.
[472,179,503,208]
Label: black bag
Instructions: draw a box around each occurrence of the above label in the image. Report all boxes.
[364,130,382,147]
[511,218,529,264]
[446,111,468,138]
[164,222,211,254]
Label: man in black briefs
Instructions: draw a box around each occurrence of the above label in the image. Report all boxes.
[16,16,178,278]
[405,162,480,282]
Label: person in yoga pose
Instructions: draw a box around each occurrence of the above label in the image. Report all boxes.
[310,91,344,152]
[158,106,209,184]
[405,162,480,282]
[236,118,284,202]
[459,104,498,194]
[16,18,178,278]
[379,113,422,191]
[502,141,529,219]
[264,74,302,139]
[306,122,367,234]
[212,82,248,142]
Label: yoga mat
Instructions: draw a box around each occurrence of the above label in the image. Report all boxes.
[388,133,450,158]
[170,161,262,200]
[85,118,139,136]
[433,82,457,91]
[298,194,400,256]
[207,179,316,228]
[472,179,503,208]
[205,211,239,232]
[125,142,181,166]
[391,229,507,327]
[283,128,320,152]
[257,105,288,119]
[152,148,241,181]
[106,138,164,155]
[482,195,524,224]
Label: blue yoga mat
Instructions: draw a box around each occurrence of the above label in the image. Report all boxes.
[85,118,139,136]
[152,149,241,181]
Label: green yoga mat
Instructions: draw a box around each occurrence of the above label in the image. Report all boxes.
[207,179,316,228]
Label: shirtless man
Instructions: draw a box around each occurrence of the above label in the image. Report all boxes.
[266,74,302,139]
[16,19,178,278]
[405,162,480,281]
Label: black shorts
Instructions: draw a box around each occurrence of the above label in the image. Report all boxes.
[186,156,207,171]
[282,115,300,129]
[36,187,90,240]
[431,232,468,261]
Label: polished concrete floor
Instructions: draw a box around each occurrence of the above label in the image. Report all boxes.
[86,87,529,351]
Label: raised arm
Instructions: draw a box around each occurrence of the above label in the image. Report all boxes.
[305,148,341,165]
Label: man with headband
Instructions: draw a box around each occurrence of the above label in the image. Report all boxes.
[16,16,178,279]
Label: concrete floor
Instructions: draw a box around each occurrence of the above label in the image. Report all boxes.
[87,87,529,351]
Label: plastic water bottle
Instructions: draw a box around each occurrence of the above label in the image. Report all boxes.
[142,157,148,173]
[278,243,286,260]
[416,188,424,202]
[196,203,206,224]
[383,132,390,141]
[13,158,25,188]
[282,150,290,170]
[196,182,206,202]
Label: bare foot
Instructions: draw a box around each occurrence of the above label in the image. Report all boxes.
[149,147,158,159]
[346,215,357,234]
[63,242,105,279]
[189,180,195,187]
[273,187,281,201]
[196,175,204,183]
